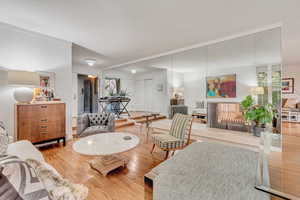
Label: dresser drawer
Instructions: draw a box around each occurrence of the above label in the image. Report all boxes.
[16,103,66,144]
[39,104,65,120]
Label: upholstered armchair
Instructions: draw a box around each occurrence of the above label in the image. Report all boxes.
[151,114,193,159]
[77,112,115,137]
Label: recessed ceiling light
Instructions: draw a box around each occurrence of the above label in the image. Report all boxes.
[85,58,96,66]
[131,69,136,74]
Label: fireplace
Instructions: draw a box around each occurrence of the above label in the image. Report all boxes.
[207,102,248,132]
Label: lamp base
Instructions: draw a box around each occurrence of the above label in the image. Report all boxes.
[14,87,34,103]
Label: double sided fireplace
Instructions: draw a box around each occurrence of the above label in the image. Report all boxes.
[207,102,248,132]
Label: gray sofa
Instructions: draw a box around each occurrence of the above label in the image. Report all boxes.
[77,113,115,137]
[146,142,270,200]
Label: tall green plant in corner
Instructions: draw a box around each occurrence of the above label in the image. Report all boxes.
[241,95,275,137]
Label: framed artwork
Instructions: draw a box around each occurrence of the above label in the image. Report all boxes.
[37,71,55,89]
[282,78,294,94]
[104,77,120,96]
[40,76,50,88]
[206,74,236,98]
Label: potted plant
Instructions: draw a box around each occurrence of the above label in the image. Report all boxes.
[241,95,276,137]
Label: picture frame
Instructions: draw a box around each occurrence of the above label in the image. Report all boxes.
[206,74,236,98]
[282,78,294,94]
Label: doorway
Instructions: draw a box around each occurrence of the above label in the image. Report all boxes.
[78,74,99,114]
[134,79,153,112]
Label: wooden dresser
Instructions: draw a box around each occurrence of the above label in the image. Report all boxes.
[15,102,66,146]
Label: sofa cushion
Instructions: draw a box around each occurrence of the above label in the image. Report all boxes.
[88,113,110,126]
[7,140,45,162]
[0,121,9,155]
[0,155,52,200]
[80,126,108,137]
[26,159,88,200]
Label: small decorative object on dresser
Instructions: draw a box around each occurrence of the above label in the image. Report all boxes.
[15,101,66,145]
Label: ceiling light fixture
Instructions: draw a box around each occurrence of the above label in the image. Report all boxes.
[85,58,96,66]
[131,69,136,74]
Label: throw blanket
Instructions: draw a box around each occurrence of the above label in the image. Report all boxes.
[153,142,270,200]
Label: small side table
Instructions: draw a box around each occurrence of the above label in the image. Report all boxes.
[142,113,160,142]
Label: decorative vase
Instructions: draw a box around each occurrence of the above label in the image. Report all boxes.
[253,126,266,137]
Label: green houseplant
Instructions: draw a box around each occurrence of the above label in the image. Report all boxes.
[241,95,275,137]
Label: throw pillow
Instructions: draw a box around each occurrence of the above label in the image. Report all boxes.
[0,155,52,200]
[26,159,88,200]
[0,121,9,155]
[88,113,109,126]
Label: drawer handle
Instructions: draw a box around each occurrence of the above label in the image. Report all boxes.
[40,126,48,129]
[41,106,47,109]
[41,119,48,122]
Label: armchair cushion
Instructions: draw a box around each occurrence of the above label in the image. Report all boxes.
[80,125,109,137]
[152,133,185,149]
[77,113,115,137]
[88,113,110,126]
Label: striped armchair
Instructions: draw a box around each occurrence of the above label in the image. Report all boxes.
[151,114,193,159]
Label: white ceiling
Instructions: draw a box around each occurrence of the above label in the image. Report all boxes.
[72,44,109,67]
[0,0,299,68]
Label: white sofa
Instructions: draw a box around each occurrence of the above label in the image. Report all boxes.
[7,140,60,175]
[5,140,88,200]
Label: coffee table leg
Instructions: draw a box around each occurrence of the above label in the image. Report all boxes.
[89,155,129,176]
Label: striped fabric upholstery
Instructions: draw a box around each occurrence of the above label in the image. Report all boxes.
[152,134,185,149]
[169,114,193,140]
[152,114,192,150]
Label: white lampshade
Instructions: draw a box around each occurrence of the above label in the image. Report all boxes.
[8,70,40,103]
[8,70,40,86]
[250,87,264,95]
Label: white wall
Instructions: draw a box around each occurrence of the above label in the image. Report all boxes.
[283,64,300,100]
[100,68,169,115]
[167,70,184,98]
[0,23,73,139]
[133,69,169,115]
[102,69,135,111]
[184,65,257,113]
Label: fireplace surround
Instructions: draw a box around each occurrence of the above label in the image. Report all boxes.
[207,102,248,132]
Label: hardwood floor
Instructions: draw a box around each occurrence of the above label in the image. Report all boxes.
[40,124,300,200]
[282,122,300,137]
[40,126,165,200]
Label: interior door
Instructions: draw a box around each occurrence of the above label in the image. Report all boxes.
[134,80,144,111]
[144,79,153,112]
[84,79,92,113]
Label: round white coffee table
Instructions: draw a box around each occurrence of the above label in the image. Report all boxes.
[73,132,140,176]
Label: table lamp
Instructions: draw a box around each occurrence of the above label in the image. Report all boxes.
[8,70,40,103]
[250,87,264,96]
[250,87,265,104]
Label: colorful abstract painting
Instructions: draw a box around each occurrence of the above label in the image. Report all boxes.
[206,74,236,98]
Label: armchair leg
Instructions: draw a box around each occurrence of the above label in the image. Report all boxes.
[165,151,169,160]
[151,144,155,154]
